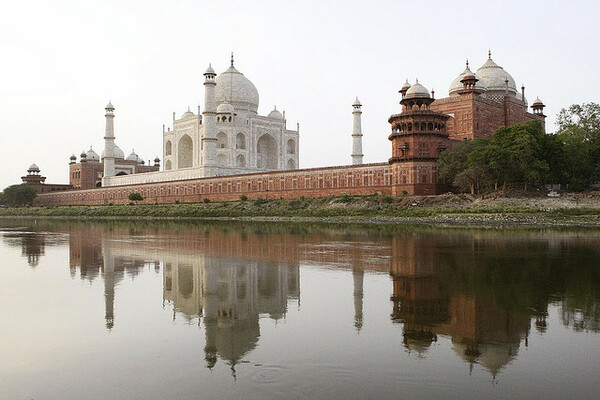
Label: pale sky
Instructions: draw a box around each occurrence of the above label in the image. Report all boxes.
[1,0,598,190]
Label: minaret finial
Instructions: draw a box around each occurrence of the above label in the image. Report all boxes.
[466,58,469,68]
[488,49,492,59]
[416,78,419,84]
[231,52,234,67]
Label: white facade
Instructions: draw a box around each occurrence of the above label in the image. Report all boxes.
[162,58,299,178]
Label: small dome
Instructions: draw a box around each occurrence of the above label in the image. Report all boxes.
[205,64,216,75]
[28,163,40,172]
[86,147,100,162]
[70,154,77,160]
[181,107,195,119]
[532,97,544,106]
[105,101,114,110]
[268,106,283,120]
[449,66,487,96]
[80,151,87,158]
[461,66,476,81]
[405,81,431,99]
[401,79,412,91]
[353,97,362,107]
[154,156,160,162]
[217,101,235,114]
[126,149,142,163]
[102,144,125,159]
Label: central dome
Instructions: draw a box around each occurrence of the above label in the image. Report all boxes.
[215,65,259,113]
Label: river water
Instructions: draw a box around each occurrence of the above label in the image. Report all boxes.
[0,219,599,399]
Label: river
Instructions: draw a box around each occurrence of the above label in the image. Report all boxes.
[1,219,599,399]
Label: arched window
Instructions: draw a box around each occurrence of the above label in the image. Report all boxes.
[287,158,296,169]
[256,134,278,170]
[178,135,193,168]
[217,132,228,149]
[236,154,246,168]
[165,160,172,170]
[165,140,172,156]
[217,154,228,167]
[287,139,295,154]
[236,133,246,149]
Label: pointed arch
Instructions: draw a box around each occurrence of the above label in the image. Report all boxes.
[236,133,246,149]
[217,132,228,149]
[287,139,295,154]
[236,154,246,168]
[178,135,193,168]
[217,154,228,167]
[165,140,172,156]
[256,134,278,170]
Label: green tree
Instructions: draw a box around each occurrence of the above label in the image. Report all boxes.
[438,140,474,186]
[493,121,549,190]
[128,192,143,202]
[556,103,600,189]
[1,184,37,207]
[556,103,600,140]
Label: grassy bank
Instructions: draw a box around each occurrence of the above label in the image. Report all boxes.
[2,193,600,226]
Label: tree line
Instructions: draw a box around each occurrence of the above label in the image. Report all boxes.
[438,103,600,193]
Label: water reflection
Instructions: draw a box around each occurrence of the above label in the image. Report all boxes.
[390,235,530,376]
[2,220,600,378]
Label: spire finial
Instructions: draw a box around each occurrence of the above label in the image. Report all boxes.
[416,78,419,84]
[231,52,234,67]
[488,49,492,59]
[466,58,469,68]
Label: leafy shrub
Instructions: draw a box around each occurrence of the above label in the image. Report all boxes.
[128,192,143,201]
[203,198,210,203]
[240,195,248,201]
[254,197,267,205]
[338,193,352,203]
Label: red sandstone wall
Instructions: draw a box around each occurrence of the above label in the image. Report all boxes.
[431,94,545,141]
[35,163,414,206]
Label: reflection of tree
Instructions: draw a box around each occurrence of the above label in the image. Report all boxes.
[388,232,600,376]
[434,236,600,334]
[2,231,48,267]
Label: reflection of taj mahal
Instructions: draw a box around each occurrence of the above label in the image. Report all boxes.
[163,258,299,368]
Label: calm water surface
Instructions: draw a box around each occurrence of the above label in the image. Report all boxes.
[1,219,599,399]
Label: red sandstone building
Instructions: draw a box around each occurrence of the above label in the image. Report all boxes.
[26,53,546,205]
[68,147,160,189]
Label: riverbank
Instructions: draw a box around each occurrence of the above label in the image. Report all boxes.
[2,192,600,227]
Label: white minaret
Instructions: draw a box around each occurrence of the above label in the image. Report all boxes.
[351,97,363,165]
[103,101,116,179]
[202,64,217,171]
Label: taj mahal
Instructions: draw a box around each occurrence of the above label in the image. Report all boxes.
[100,54,299,188]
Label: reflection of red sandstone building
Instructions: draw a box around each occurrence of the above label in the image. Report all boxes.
[389,235,530,377]
[30,53,547,202]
